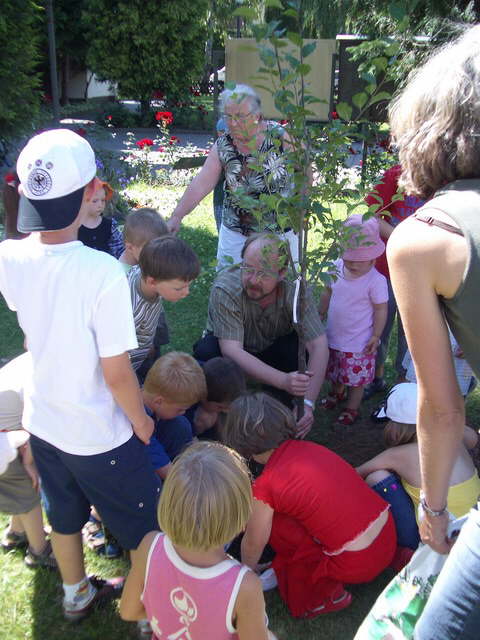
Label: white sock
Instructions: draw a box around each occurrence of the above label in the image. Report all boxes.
[63,577,96,607]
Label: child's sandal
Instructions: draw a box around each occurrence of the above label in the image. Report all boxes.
[336,408,359,426]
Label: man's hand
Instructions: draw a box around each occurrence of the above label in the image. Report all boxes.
[364,335,380,354]
[294,405,314,439]
[167,215,181,234]
[133,414,154,445]
[282,371,313,396]
[419,511,452,554]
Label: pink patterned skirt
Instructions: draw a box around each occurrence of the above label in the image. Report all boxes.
[326,349,375,388]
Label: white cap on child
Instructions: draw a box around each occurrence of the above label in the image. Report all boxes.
[376,382,418,424]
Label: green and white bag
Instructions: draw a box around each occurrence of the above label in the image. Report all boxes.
[354,515,467,640]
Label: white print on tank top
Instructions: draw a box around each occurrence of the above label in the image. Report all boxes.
[151,587,198,639]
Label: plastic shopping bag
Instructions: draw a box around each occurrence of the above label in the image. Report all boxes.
[354,515,467,640]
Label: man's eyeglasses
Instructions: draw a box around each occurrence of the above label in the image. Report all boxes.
[224,113,255,123]
[239,265,276,280]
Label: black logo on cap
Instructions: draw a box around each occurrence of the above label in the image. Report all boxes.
[27,168,52,196]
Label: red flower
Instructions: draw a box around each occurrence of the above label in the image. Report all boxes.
[279,119,289,125]
[106,115,112,121]
[169,136,179,145]
[331,110,339,119]
[156,111,173,125]
[4,172,16,186]
[378,137,391,151]
[136,138,154,149]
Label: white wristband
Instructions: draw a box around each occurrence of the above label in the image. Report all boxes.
[304,398,315,410]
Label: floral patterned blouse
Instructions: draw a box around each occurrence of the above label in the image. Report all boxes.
[216,122,292,234]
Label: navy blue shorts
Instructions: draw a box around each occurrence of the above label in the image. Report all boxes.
[30,434,161,550]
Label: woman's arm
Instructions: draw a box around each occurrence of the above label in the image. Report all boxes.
[241,498,274,570]
[167,144,222,233]
[120,531,158,621]
[388,216,467,553]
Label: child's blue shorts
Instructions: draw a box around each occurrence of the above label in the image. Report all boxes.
[30,433,161,550]
[371,472,420,550]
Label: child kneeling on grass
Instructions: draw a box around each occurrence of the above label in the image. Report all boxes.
[319,214,388,426]
[187,356,246,438]
[356,382,480,551]
[223,392,396,619]
[128,235,200,378]
[120,441,277,640]
[142,352,207,479]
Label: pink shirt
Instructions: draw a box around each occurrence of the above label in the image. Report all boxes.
[327,260,388,353]
[142,533,250,640]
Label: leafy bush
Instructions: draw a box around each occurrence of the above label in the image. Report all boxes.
[0,0,42,141]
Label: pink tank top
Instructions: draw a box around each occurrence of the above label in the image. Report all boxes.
[141,533,251,639]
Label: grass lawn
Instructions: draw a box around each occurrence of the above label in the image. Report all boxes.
[0,190,479,639]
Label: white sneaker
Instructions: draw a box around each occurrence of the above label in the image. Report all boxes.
[260,568,277,591]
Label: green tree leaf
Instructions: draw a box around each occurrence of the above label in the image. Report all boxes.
[352,92,368,109]
[336,102,353,120]
[301,42,317,58]
[232,6,258,19]
[265,0,284,8]
[369,91,391,105]
[286,31,303,46]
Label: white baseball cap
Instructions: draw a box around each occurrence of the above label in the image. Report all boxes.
[376,382,418,424]
[16,129,96,232]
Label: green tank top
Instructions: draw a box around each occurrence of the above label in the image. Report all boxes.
[424,179,480,379]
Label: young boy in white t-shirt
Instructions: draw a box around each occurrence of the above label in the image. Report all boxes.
[0,129,161,622]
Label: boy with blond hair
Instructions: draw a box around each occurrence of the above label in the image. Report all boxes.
[119,207,169,273]
[142,352,207,478]
[128,236,200,375]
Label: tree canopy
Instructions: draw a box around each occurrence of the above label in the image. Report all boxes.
[0,0,42,139]
[84,0,209,112]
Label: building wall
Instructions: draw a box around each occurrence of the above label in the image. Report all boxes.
[67,71,116,100]
[225,38,336,121]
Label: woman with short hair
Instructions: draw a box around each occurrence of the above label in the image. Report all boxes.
[167,84,298,268]
[387,24,480,639]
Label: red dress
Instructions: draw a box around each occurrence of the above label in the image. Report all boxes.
[253,440,396,617]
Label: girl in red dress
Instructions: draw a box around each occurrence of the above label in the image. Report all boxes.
[222,392,396,619]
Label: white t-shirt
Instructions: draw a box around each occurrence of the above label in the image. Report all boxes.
[0,235,138,455]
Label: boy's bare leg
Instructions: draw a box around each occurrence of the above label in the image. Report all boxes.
[17,504,48,553]
[9,514,25,533]
[51,531,86,584]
